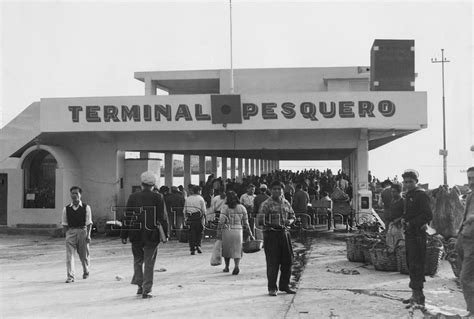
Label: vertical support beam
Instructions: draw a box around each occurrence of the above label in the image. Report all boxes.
[164,152,173,187]
[183,154,191,189]
[237,158,243,180]
[145,78,157,96]
[230,158,236,179]
[244,158,250,177]
[342,156,351,177]
[260,159,264,174]
[250,158,255,176]
[357,129,369,190]
[199,155,206,185]
[211,156,218,177]
[222,157,228,180]
[256,159,260,176]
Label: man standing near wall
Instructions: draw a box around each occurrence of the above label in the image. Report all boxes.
[61,186,92,283]
[401,169,433,307]
[456,166,474,316]
[121,171,169,299]
[259,180,296,297]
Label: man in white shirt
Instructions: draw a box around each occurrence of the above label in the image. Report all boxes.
[240,184,256,234]
[184,185,207,255]
[61,186,92,283]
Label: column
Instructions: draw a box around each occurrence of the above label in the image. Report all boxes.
[222,157,228,180]
[237,158,243,180]
[199,155,206,184]
[244,158,250,177]
[357,129,369,190]
[250,158,255,176]
[230,158,236,179]
[145,78,157,96]
[211,156,218,177]
[342,157,351,177]
[256,159,260,176]
[260,159,265,174]
[164,152,173,187]
[183,154,191,189]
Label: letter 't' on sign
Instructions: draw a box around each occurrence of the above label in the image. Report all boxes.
[211,94,242,124]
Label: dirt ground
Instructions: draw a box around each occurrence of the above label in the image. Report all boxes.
[0,232,467,319]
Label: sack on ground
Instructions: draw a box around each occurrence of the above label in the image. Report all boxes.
[386,221,404,252]
[210,240,222,266]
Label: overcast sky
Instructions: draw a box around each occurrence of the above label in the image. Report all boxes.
[1,0,472,187]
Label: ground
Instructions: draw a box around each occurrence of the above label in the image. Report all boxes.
[0,231,467,319]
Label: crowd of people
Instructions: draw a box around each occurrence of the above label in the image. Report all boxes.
[60,166,474,317]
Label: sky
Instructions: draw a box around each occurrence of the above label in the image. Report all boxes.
[1,0,473,187]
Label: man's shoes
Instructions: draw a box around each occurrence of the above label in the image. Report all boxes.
[142,292,153,299]
[65,278,74,283]
[402,290,424,306]
[268,290,278,296]
[83,272,89,279]
[196,246,202,254]
[223,267,229,273]
[280,288,296,294]
[232,267,240,275]
[136,287,143,295]
[190,250,196,255]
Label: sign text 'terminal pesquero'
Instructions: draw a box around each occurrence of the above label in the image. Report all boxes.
[67,100,396,123]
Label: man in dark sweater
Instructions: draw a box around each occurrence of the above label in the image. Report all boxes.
[61,186,93,283]
[401,169,433,307]
[121,171,169,299]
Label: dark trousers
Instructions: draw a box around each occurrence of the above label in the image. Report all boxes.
[405,231,427,290]
[263,230,293,291]
[131,242,158,293]
[456,233,474,312]
[188,222,203,251]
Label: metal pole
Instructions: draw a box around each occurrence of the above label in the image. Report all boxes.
[431,49,450,186]
[229,0,234,94]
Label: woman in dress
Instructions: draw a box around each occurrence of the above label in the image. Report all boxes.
[218,190,254,275]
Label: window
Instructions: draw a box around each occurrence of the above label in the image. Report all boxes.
[23,150,57,208]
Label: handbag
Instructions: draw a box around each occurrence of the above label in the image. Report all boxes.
[242,239,263,253]
[210,239,222,266]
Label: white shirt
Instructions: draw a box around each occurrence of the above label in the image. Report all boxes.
[61,201,93,226]
[210,195,226,214]
[184,194,207,215]
[240,193,256,209]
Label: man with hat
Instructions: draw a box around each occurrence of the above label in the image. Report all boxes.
[121,171,169,298]
[456,166,474,316]
[401,169,433,307]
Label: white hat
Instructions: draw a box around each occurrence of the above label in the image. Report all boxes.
[260,184,268,189]
[141,171,156,186]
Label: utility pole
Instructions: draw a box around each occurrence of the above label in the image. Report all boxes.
[431,49,450,186]
[229,0,234,94]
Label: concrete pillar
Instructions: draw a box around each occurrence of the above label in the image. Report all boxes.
[183,154,191,189]
[199,155,206,185]
[342,157,351,177]
[244,158,250,177]
[222,157,228,180]
[259,159,264,174]
[211,156,218,177]
[164,152,173,187]
[250,158,255,176]
[357,129,369,190]
[230,158,236,179]
[256,159,260,176]
[145,78,157,96]
[237,158,243,180]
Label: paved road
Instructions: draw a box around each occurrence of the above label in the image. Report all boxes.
[0,232,467,318]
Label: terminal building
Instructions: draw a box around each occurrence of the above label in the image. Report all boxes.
[0,39,426,230]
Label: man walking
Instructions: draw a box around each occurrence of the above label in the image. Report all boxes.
[121,171,169,298]
[184,185,207,255]
[401,169,433,307]
[259,180,296,296]
[456,166,474,316]
[61,186,92,283]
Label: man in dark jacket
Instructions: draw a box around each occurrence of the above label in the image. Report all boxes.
[121,171,169,299]
[401,169,433,307]
[165,186,186,237]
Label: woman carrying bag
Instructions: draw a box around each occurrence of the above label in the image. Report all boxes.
[217,191,254,275]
